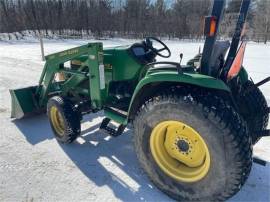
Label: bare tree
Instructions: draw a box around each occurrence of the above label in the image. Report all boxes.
[0,0,268,43]
[253,0,270,43]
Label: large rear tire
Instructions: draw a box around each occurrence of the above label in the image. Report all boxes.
[133,92,252,201]
[47,96,81,143]
[238,80,269,144]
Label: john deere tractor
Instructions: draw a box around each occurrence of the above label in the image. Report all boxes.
[10,0,269,201]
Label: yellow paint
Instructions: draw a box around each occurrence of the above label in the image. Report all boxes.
[59,49,79,57]
[71,60,83,66]
[150,121,210,182]
[50,106,65,136]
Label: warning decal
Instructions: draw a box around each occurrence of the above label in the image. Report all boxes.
[99,64,105,89]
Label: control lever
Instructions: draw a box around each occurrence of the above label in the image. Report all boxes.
[179,53,183,65]
[178,53,183,74]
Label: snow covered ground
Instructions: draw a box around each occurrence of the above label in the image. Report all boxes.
[0,39,269,202]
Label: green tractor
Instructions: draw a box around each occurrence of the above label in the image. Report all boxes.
[10,0,269,201]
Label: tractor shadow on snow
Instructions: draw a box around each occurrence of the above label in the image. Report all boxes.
[13,114,54,145]
[13,112,171,201]
[13,112,270,201]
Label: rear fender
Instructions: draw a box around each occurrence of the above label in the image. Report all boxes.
[127,71,231,120]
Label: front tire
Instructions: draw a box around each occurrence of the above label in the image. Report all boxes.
[47,96,81,143]
[133,92,252,201]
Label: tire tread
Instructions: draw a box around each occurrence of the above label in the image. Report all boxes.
[133,89,252,201]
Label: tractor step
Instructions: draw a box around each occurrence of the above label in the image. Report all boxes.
[104,106,128,125]
[99,117,126,137]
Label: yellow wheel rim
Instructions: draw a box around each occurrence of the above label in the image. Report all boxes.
[50,106,65,136]
[150,121,210,183]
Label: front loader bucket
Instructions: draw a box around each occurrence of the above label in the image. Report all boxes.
[9,86,43,119]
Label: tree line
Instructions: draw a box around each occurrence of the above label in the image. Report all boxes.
[0,0,269,43]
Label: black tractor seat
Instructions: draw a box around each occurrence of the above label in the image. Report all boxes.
[209,40,230,76]
[187,40,230,77]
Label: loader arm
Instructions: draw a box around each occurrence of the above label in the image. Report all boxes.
[10,43,105,119]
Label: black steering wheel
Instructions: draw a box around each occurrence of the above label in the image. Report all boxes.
[145,37,171,58]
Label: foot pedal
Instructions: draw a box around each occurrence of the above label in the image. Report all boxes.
[100,118,126,137]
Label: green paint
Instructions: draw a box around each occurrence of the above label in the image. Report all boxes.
[10,41,233,125]
[238,67,249,84]
[9,86,40,118]
[87,43,105,109]
[103,46,142,81]
[10,43,104,118]
[104,109,127,125]
[127,70,230,118]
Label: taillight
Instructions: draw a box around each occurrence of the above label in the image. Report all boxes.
[204,16,217,37]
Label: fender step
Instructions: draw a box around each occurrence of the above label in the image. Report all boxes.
[99,117,126,137]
